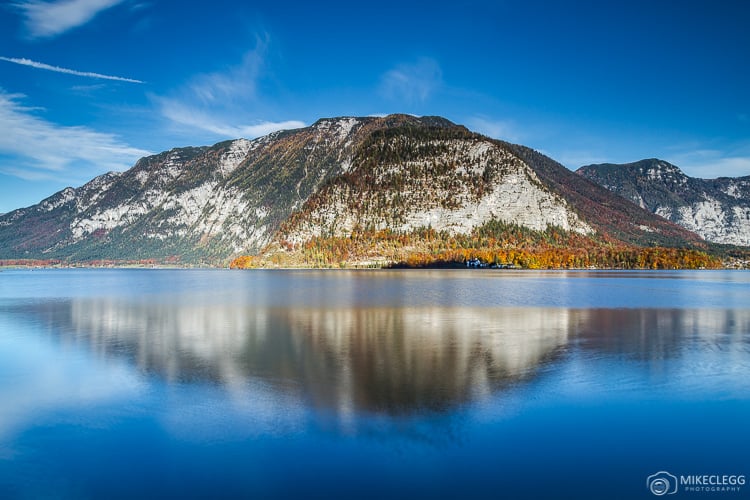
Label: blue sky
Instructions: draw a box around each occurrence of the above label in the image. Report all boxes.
[1,0,749,213]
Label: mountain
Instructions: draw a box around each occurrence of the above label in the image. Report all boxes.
[497,145,704,247]
[277,122,592,244]
[576,159,750,246]
[0,115,707,265]
[1,116,376,262]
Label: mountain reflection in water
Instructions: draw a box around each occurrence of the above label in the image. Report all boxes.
[12,299,750,416]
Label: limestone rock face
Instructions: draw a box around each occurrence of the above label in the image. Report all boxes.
[578,159,750,246]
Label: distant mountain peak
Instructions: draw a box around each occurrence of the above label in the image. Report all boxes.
[578,159,750,245]
[627,159,685,177]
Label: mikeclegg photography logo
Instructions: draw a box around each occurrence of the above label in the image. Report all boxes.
[647,472,678,496]
[647,470,746,496]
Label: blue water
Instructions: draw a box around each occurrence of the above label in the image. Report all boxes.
[0,269,748,499]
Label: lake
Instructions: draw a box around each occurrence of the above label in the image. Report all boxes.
[0,269,748,499]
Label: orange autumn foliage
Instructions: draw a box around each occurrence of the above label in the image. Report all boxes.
[229,222,723,270]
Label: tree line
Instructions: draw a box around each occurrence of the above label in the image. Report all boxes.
[230,222,721,270]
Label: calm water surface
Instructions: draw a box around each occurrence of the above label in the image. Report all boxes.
[0,269,748,499]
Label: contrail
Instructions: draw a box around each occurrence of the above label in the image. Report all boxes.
[0,56,144,83]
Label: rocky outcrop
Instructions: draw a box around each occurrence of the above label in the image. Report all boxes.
[577,159,750,246]
[281,132,591,245]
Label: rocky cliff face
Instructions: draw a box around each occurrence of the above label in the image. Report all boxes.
[2,142,258,261]
[0,116,706,263]
[279,125,592,245]
[577,159,750,246]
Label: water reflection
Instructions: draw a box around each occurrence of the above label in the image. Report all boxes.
[575,308,750,359]
[6,300,570,413]
[6,299,748,418]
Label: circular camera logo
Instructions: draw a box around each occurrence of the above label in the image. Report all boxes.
[647,471,679,496]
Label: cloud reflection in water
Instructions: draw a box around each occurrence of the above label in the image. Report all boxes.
[3,297,748,441]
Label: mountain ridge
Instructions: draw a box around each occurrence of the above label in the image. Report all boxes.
[0,114,728,267]
[577,159,750,246]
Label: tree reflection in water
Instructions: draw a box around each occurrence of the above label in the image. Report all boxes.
[6,299,741,419]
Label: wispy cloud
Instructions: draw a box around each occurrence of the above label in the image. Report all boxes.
[552,142,750,178]
[0,56,143,83]
[555,151,611,170]
[155,37,305,140]
[467,116,523,142]
[185,48,264,106]
[0,90,150,181]
[665,147,750,179]
[160,99,304,138]
[0,328,143,445]
[379,58,443,104]
[13,0,125,39]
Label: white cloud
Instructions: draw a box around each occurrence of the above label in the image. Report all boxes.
[0,56,143,83]
[380,58,443,104]
[467,116,523,142]
[155,38,305,140]
[186,49,263,106]
[0,90,150,181]
[159,98,304,138]
[13,0,124,39]
[555,151,611,170]
[0,323,143,445]
[553,142,750,178]
[665,148,750,179]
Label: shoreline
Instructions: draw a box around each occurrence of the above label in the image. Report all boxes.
[2,263,747,271]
